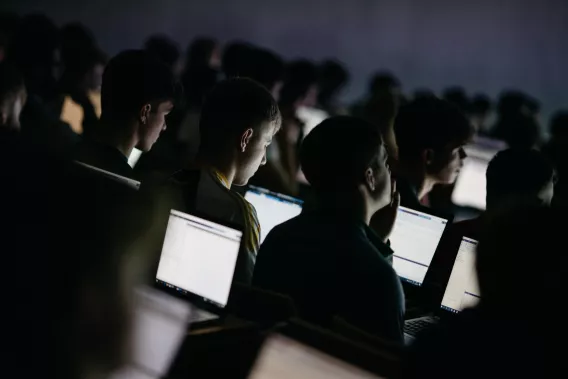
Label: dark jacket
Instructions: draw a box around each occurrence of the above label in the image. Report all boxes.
[74,139,134,179]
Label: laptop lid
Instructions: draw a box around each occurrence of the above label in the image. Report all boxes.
[439,237,481,314]
[75,161,141,190]
[155,209,243,309]
[452,137,507,210]
[389,206,451,287]
[244,186,303,243]
[247,320,399,379]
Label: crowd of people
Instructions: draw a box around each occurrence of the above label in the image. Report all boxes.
[1,11,568,379]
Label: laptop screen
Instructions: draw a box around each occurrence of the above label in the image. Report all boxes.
[389,207,449,286]
[244,186,303,243]
[451,137,506,210]
[156,210,242,308]
[248,334,384,379]
[440,237,481,313]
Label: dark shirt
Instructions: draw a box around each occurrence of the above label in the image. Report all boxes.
[253,210,405,343]
[397,176,423,210]
[74,139,134,179]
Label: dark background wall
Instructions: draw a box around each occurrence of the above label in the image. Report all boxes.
[3,0,567,122]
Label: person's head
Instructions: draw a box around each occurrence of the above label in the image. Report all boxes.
[394,97,472,186]
[0,12,19,63]
[442,86,469,113]
[300,116,392,213]
[7,13,60,100]
[470,94,492,132]
[486,148,555,210]
[549,110,568,140]
[198,78,281,186]
[144,34,183,78]
[0,62,26,130]
[500,113,541,150]
[496,90,527,118]
[221,41,254,78]
[369,71,401,97]
[100,50,177,152]
[243,48,285,99]
[279,60,319,109]
[186,37,219,70]
[477,205,567,315]
[317,59,349,108]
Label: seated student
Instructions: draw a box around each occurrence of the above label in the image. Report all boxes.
[0,62,26,136]
[253,116,405,343]
[405,205,568,378]
[162,78,281,284]
[74,50,176,178]
[394,97,472,209]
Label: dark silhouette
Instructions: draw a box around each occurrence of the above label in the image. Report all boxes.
[491,90,541,148]
[0,62,26,132]
[442,86,469,114]
[253,116,405,343]
[0,12,19,63]
[548,110,568,140]
[74,50,177,178]
[394,97,472,208]
[407,205,568,378]
[317,59,349,115]
[221,41,255,78]
[144,34,183,79]
[181,37,220,109]
[163,78,281,284]
[470,94,492,134]
[543,110,568,207]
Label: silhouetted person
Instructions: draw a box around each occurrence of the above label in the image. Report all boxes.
[144,34,183,79]
[181,37,220,109]
[470,94,492,134]
[394,97,472,209]
[406,205,568,378]
[254,116,405,343]
[161,78,281,284]
[491,90,541,148]
[74,50,176,178]
[442,86,469,114]
[221,41,254,79]
[548,110,568,141]
[317,59,349,115]
[0,12,19,62]
[243,47,285,99]
[0,62,26,134]
[544,110,568,207]
[7,13,78,153]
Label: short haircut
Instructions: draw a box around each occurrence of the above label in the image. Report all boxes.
[300,116,384,192]
[369,72,400,95]
[222,42,254,78]
[199,78,280,152]
[486,148,555,206]
[101,50,178,120]
[318,59,349,103]
[0,62,25,102]
[144,34,181,69]
[442,86,469,113]
[471,94,491,115]
[243,48,284,91]
[279,60,318,106]
[186,37,217,69]
[394,97,473,160]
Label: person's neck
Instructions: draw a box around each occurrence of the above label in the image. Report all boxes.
[397,162,436,201]
[317,190,372,225]
[195,152,236,188]
[94,118,137,159]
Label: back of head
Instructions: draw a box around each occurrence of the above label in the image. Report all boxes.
[442,86,469,113]
[470,94,491,116]
[222,41,254,78]
[144,34,181,69]
[280,59,318,107]
[199,78,280,153]
[369,72,400,96]
[550,110,568,140]
[318,60,349,104]
[300,116,383,194]
[477,205,566,317]
[486,148,555,209]
[394,97,472,162]
[496,90,527,117]
[101,49,177,122]
[242,48,284,92]
[498,113,540,149]
[186,37,217,70]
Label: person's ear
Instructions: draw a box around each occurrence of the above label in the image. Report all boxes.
[139,104,152,126]
[240,128,254,153]
[365,167,376,192]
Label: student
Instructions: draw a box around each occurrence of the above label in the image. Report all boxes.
[144,34,184,79]
[253,116,405,343]
[406,205,568,378]
[317,59,350,115]
[74,50,177,178]
[163,78,281,284]
[394,97,472,209]
[0,62,26,133]
[469,94,492,134]
[544,111,568,206]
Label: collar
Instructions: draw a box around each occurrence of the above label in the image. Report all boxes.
[210,168,231,189]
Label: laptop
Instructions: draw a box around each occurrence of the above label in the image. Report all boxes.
[451,136,507,210]
[247,320,400,379]
[155,209,243,324]
[75,161,141,190]
[389,206,452,287]
[404,236,480,343]
[244,186,303,243]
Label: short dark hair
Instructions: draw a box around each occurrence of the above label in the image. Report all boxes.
[0,62,25,102]
[471,94,491,115]
[549,110,568,139]
[244,48,284,91]
[144,34,181,69]
[101,50,178,120]
[486,148,555,207]
[300,116,384,192]
[222,41,254,78]
[318,59,349,104]
[369,72,400,95]
[394,97,473,160]
[199,78,280,152]
[279,60,318,106]
[442,86,469,113]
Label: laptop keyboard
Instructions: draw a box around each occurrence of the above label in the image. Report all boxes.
[404,319,434,337]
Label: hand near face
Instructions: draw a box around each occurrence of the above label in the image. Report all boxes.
[370,179,401,243]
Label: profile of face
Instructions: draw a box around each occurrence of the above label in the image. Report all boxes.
[0,87,27,130]
[426,144,467,185]
[85,63,105,92]
[233,120,279,186]
[136,100,174,152]
[536,180,555,206]
[365,144,392,211]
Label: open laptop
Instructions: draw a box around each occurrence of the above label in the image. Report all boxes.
[404,236,480,342]
[452,136,507,210]
[247,320,400,379]
[389,206,452,287]
[75,161,141,190]
[155,209,243,324]
[244,186,303,243]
